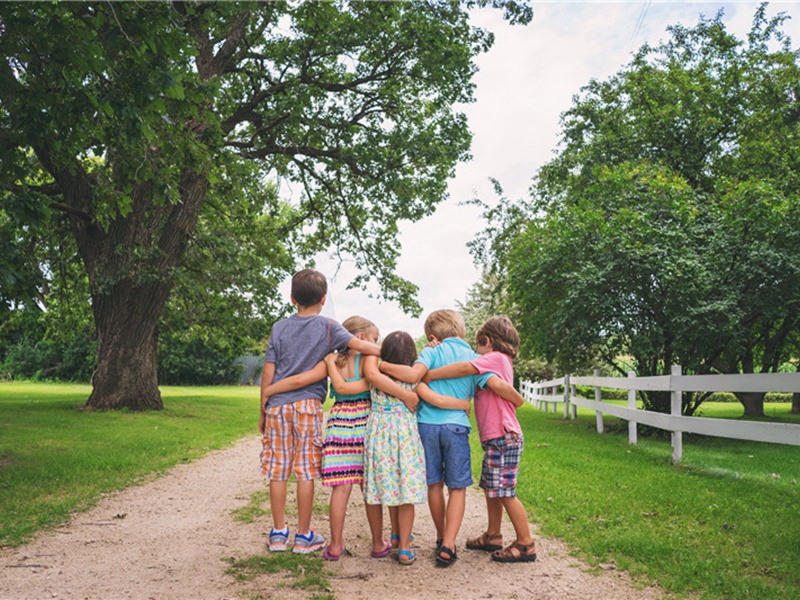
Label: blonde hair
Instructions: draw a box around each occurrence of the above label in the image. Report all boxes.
[337,316,378,368]
[424,309,466,341]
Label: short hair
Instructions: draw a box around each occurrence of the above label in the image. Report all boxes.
[380,331,418,366]
[424,309,466,341]
[291,269,327,307]
[475,316,520,359]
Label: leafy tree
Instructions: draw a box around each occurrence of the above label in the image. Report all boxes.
[0,1,532,409]
[477,6,800,416]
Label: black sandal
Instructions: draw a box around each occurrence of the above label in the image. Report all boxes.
[436,544,457,567]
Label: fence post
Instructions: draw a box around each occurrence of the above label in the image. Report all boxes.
[671,365,683,464]
[571,380,577,420]
[563,373,571,419]
[594,368,603,433]
[627,371,638,445]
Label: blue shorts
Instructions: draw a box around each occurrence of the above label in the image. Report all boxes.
[418,422,472,489]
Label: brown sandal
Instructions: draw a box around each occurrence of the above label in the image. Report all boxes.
[491,540,537,563]
[466,532,503,552]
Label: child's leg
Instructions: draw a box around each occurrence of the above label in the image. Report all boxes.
[427,481,446,542]
[439,487,466,553]
[328,484,353,552]
[363,497,386,553]
[500,496,534,545]
[485,495,504,537]
[296,479,315,534]
[397,504,415,551]
[269,480,288,529]
[388,505,400,547]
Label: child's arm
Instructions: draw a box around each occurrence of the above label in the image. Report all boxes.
[261,362,328,397]
[416,382,470,411]
[379,361,429,384]
[324,353,369,396]
[347,337,381,356]
[363,356,419,412]
[423,361,476,383]
[485,376,525,408]
[259,362,275,435]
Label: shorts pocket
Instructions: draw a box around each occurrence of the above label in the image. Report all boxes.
[444,423,468,436]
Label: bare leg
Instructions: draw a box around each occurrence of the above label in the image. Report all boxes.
[500,496,534,545]
[328,484,352,554]
[364,497,386,554]
[269,480,288,530]
[439,487,465,556]
[427,481,446,542]
[296,479,315,535]
[397,504,415,552]
[388,505,400,547]
[486,495,504,537]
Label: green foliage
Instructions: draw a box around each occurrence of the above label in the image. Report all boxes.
[475,7,800,415]
[0,2,532,407]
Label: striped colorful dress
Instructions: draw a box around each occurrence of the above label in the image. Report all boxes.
[321,353,372,487]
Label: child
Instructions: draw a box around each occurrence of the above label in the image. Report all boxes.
[379,310,523,567]
[362,331,467,566]
[425,316,536,563]
[262,315,393,560]
[258,269,380,554]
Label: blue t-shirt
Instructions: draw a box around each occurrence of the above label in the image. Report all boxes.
[264,314,353,407]
[415,337,492,428]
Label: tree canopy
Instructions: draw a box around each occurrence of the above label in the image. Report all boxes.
[474,6,800,416]
[0,1,532,409]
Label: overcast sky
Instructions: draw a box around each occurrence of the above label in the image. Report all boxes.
[307,1,798,340]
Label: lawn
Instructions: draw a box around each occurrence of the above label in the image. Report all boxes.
[0,382,257,546]
[2,383,799,599]
[490,401,800,600]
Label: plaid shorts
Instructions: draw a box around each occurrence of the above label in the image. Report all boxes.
[479,432,523,498]
[260,398,323,481]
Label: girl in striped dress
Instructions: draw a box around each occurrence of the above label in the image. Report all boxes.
[321,316,401,561]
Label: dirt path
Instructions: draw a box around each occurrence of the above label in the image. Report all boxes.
[0,437,665,600]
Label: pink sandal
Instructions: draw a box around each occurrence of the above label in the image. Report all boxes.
[323,545,344,561]
[370,540,391,558]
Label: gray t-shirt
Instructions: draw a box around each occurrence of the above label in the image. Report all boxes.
[264,314,353,407]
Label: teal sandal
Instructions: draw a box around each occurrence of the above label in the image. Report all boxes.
[390,533,415,548]
[398,549,417,565]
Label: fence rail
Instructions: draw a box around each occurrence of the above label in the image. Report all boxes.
[520,367,800,464]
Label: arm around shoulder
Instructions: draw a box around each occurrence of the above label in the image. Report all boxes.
[486,376,525,408]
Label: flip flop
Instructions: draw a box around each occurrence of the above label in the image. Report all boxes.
[370,540,391,558]
[323,544,344,561]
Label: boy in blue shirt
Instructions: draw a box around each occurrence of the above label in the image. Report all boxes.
[380,309,523,567]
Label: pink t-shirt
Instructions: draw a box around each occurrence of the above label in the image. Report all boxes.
[470,351,523,442]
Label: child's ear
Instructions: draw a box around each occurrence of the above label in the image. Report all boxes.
[290,295,298,306]
[320,294,327,306]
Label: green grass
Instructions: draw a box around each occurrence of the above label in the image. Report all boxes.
[225,552,331,592]
[488,402,800,600]
[0,381,257,546]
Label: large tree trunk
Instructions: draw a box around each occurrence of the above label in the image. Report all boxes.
[734,391,766,418]
[87,280,171,410]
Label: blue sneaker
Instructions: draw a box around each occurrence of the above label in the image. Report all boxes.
[292,529,325,554]
[269,527,290,552]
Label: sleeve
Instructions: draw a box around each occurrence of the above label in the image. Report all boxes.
[329,320,355,352]
[416,346,435,369]
[264,324,278,363]
[470,353,501,389]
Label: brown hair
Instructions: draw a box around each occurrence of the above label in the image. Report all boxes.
[291,269,327,307]
[380,331,417,366]
[424,309,466,341]
[475,316,520,359]
[337,316,379,369]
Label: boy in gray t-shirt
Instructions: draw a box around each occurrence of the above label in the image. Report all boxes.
[258,269,380,554]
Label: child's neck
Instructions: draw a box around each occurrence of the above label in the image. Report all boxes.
[296,303,323,317]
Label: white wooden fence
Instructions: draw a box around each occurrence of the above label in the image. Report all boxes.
[520,366,800,464]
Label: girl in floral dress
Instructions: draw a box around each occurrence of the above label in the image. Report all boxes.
[362,331,470,565]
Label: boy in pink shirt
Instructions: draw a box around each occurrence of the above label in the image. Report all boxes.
[425,316,536,563]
